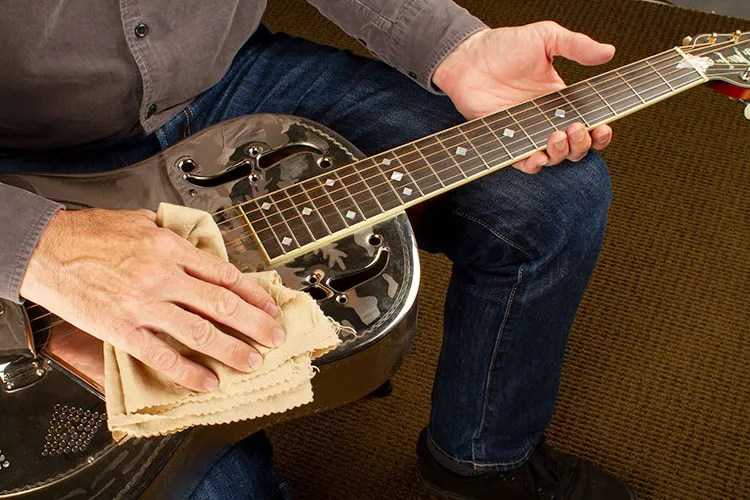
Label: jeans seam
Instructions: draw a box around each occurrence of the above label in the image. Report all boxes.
[428,426,534,469]
[451,209,533,259]
[183,106,193,138]
[472,263,526,465]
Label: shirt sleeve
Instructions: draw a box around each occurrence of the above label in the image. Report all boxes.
[0,183,63,303]
[304,0,488,92]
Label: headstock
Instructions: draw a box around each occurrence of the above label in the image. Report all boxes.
[681,31,750,101]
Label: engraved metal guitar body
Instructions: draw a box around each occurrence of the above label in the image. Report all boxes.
[0,114,420,499]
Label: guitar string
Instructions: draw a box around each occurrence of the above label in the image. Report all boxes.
[211,43,740,237]
[215,53,712,243]
[19,56,720,326]
[19,45,733,323]
[206,38,741,224]
[27,38,748,320]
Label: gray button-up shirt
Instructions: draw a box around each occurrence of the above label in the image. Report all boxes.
[0,0,486,302]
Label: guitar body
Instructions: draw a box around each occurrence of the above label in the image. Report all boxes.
[0,114,419,499]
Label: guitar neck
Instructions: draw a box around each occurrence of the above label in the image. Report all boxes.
[242,48,707,264]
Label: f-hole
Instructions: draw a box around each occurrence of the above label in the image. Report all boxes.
[182,143,323,188]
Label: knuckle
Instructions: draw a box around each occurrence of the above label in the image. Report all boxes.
[215,290,242,317]
[187,320,216,348]
[149,347,180,371]
[215,262,241,288]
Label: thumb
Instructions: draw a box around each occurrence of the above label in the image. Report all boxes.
[542,22,615,66]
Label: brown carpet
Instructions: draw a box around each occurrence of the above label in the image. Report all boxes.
[262,1,750,498]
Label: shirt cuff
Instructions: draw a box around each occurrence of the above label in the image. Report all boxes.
[0,184,63,303]
[387,0,488,93]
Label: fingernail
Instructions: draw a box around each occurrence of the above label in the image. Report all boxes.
[553,138,567,152]
[571,126,586,142]
[248,351,263,370]
[264,301,278,318]
[272,328,286,347]
[204,375,219,391]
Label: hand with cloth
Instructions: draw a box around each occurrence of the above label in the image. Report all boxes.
[20,206,282,393]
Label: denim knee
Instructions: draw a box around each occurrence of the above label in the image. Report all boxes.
[438,151,612,274]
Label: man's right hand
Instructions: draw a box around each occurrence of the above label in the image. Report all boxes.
[19,208,284,392]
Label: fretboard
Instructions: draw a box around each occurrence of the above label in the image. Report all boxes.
[239,48,707,264]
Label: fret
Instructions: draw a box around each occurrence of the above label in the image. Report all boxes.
[395,144,444,195]
[530,99,560,131]
[237,205,283,258]
[505,100,556,150]
[628,56,674,100]
[474,117,513,165]
[436,125,490,176]
[260,192,304,251]
[557,89,591,127]
[588,73,641,115]
[645,59,676,91]
[274,188,316,246]
[617,69,646,104]
[534,91,585,138]
[505,109,541,151]
[417,136,466,187]
[357,157,404,211]
[285,183,332,240]
[248,199,290,257]
[584,80,618,118]
[335,163,382,219]
[379,151,425,202]
[311,177,349,233]
[321,171,365,226]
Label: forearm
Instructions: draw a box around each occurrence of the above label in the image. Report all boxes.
[305,0,487,91]
[0,183,63,303]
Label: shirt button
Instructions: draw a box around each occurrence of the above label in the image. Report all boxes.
[134,23,149,38]
[145,103,157,118]
[408,71,417,79]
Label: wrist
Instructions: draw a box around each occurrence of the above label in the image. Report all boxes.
[432,28,490,94]
[19,209,68,301]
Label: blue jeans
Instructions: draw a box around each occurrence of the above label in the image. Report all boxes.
[0,26,611,496]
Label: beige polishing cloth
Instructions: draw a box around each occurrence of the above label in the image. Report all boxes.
[104,203,342,440]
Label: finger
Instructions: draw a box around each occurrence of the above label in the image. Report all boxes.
[591,125,613,151]
[134,208,157,222]
[545,131,570,166]
[182,248,278,317]
[513,152,548,174]
[172,275,284,349]
[147,303,264,373]
[541,21,616,66]
[107,320,218,392]
[566,122,592,162]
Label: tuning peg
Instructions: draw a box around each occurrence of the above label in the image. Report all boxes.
[733,30,742,42]
[682,35,693,45]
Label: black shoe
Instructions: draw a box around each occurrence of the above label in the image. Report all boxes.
[417,429,637,500]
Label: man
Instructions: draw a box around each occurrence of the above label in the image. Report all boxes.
[0,1,634,498]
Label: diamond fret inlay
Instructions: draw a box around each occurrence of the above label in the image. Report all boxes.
[390,171,403,181]
[555,109,566,118]
[382,158,392,166]
[345,210,356,220]
[260,202,272,210]
[503,128,515,138]
[281,237,293,246]
[455,146,467,156]
[301,207,312,216]
[324,179,335,187]
[402,187,413,196]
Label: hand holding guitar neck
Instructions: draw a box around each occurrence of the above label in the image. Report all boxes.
[433,21,616,173]
[18,208,283,392]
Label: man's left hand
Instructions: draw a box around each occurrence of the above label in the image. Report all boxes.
[433,21,616,174]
